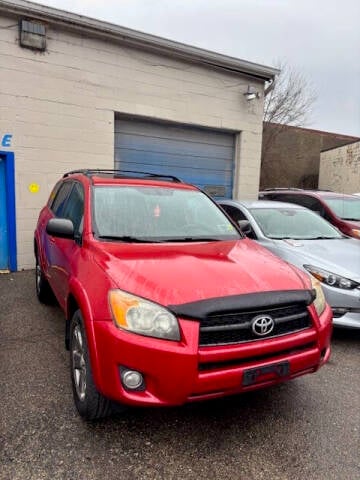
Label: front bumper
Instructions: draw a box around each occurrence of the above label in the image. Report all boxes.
[322,284,360,329]
[91,304,332,407]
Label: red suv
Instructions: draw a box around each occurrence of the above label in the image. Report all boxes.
[34,170,332,419]
[259,189,360,239]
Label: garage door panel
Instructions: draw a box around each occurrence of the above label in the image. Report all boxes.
[119,164,233,197]
[115,118,235,199]
[117,162,233,184]
[115,135,233,160]
[117,160,232,190]
[115,120,234,147]
[115,149,233,172]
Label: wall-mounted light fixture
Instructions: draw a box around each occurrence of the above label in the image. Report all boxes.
[243,85,260,101]
[19,19,46,51]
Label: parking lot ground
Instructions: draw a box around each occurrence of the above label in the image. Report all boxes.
[0,270,359,480]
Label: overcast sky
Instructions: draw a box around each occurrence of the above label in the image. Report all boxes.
[32,0,360,136]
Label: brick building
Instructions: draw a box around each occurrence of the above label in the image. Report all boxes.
[260,123,359,190]
[319,140,360,193]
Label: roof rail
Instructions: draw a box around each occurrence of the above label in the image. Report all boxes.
[262,187,334,193]
[311,189,333,192]
[262,187,303,191]
[63,169,182,183]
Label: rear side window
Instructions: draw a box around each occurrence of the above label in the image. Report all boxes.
[271,194,325,216]
[50,182,73,217]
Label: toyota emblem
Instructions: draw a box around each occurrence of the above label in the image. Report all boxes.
[251,315,275,336]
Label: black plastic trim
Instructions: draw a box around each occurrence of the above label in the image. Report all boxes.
[168,289,315,320]
[63,169,182,183]
[198,342,317,371]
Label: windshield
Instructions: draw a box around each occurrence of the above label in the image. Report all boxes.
[93,186,240,242]
[323,197,360,221]
[249,207,342,240]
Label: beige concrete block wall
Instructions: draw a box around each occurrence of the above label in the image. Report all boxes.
[319,142,360,194]
[0,13,264,269]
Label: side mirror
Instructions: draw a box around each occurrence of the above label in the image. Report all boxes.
[46,218,74,239]
[238,219,252,236]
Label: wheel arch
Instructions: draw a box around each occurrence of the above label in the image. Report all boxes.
[66,278,104,394]
[66,293,79,350]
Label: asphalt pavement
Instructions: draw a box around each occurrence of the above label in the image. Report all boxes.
[0,270,359,480]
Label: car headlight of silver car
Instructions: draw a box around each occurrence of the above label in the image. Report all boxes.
[309,275,326,316]
[109,290,180,341]
[304,265,360,290]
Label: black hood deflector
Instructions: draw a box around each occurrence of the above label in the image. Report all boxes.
[168,289,315,320]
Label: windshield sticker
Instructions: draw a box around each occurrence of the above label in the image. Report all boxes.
[154,205,161,217]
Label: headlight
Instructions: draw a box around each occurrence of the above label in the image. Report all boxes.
[351,229,360,239]
[108,290,180,341]
[309,275,326,317]
[304,264,359,290]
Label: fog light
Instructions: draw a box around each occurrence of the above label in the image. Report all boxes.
[120,367,145,391]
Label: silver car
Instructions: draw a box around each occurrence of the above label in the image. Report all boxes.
[219,200,360,329]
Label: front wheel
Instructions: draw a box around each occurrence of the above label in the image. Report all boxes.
[69,310,114,420]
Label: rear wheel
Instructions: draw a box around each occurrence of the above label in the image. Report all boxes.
[70,310,114,420]
[35,253,54,304]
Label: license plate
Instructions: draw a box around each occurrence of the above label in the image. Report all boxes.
[242,361,290,387]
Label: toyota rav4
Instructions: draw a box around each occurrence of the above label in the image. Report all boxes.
[34,170,332,419]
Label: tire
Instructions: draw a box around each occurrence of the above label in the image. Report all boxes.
[69,310,113,420]
[35,253,54,304]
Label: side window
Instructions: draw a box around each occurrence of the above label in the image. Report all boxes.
[288,195,325,216]
[222,205,247,223]
[323,209,333,222]
[270,194,301,205]
[51,182,73,217]
[62,183,84,235]
[222,205,257,239]
[259,193,275,200]
[47,181,62,208]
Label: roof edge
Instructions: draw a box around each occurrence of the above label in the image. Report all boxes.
[266,122,360,140]
[321,139,360,153]
[0,0,279,81]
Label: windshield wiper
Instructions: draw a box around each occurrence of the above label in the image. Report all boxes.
[269,236,302,240]
[306,236,339,240]
[341,218,360,221]
[97,235,162,243]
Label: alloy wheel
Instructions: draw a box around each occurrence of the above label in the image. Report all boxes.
[72,325,87,401]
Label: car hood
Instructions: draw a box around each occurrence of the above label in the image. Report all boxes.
[91,239,308,306]
[267,238,360,281]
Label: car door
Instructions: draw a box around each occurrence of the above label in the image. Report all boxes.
[47,181,84,308]
[44,181,73,288]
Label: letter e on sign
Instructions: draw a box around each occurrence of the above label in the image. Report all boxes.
[1,134,13,147]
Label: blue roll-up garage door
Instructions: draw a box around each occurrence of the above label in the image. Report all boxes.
[114,118,235,198]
